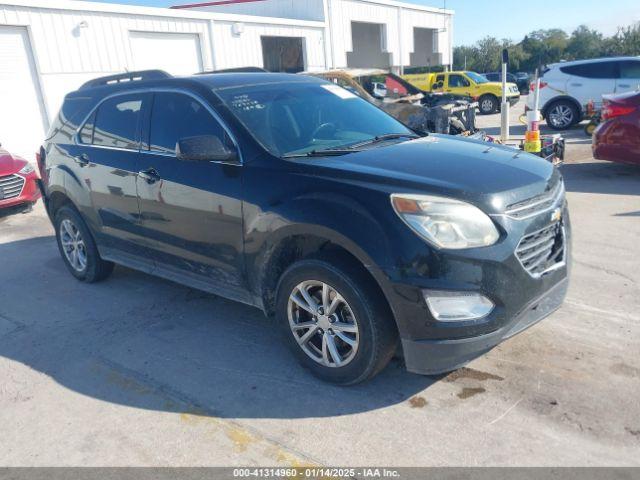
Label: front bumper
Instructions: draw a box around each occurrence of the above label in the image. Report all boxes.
[373,197,571,376]
[508,95,520,107]
[0,172,41,210]
[402,277,568,375]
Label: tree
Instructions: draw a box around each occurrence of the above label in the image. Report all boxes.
[475,36,502,72]
[566,25,603,60]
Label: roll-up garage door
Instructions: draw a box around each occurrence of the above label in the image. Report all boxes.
[0,26,48,162]
[129,32,204,76]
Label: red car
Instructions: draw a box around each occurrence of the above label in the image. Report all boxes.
[0,147,41,214]
[593,91,640,166]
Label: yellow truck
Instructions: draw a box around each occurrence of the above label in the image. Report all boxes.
[402,71,520,115]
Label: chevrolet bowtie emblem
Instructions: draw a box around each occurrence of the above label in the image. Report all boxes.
[551,208,562,223]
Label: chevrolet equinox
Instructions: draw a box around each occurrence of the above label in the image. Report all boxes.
[39,70,571,384]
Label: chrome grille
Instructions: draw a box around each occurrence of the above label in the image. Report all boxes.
[505,180,564,220]
[0,174,25,200]
[516,222,565,277]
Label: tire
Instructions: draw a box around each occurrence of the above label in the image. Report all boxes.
[54,205,114,282]
[545,100,579,130]
[275,255,398,385]
[478,94,498,115]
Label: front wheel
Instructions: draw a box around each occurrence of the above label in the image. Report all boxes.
[276,256,398,385]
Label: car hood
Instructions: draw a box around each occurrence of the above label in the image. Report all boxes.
[0,149,27,177]
[299,136,556,213]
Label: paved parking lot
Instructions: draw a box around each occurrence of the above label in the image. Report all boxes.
[1,98,639,466]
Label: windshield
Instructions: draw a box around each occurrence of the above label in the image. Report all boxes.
[216,81,412,157]
[465,72,489,84]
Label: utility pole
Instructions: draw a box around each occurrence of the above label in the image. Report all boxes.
[500,48,510,142]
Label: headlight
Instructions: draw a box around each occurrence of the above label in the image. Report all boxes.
[391,194,499,249]
[19,163,35,175]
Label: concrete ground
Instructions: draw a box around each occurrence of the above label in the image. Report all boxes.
[1,98,639,466]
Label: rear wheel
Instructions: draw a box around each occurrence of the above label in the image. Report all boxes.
[276,256,397,385]
[478,94,498,115]
[546,100,579,130]
[54,206,114,282]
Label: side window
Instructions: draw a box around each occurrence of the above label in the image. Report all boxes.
[92,95,143,150]
[79,111,96,144]
[620,61,640,79]
[561,62,618,79]
[449,74,470,88]
[149,92,227,155]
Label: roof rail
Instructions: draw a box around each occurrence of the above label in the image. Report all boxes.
[79,70,172,90]
[198,67,268,75]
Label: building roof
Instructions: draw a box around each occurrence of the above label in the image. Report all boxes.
[171,0,454,15]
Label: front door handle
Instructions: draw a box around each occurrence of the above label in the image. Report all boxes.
[138,168,161,184]
[618,84,631,88]
[74,153,90,167]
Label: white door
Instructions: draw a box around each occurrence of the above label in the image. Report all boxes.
[0,26,48,162]
[129,32,204,76]
[617,60,640,93]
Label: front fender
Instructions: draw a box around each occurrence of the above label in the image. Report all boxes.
[243,189,402,311]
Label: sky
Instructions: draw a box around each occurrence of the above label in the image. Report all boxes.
[81,0,640,46]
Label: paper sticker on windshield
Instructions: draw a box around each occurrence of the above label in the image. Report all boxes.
[321,84,358,99]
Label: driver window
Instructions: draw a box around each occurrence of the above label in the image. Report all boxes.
[149,92,231,155]
[449,74,470,88]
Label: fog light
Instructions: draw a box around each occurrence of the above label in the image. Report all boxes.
[423,290,494,322]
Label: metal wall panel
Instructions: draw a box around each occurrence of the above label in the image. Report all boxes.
[211,21,326,72]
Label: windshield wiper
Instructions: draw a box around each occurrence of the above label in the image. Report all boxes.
[345,133,420,150]
[282,148,357,159]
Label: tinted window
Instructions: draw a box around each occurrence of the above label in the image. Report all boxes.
[149,92,226,155]
[560,61,618,79]
[620,61,640,79]
[485,73,498,81]
[449,74,470,88]
[92,95,143,150]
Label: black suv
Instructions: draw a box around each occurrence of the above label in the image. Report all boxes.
[39,70,570,384]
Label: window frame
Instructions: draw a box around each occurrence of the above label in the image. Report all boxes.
[75,88,242,165]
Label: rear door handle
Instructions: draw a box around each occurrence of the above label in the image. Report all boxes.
[74,153,90,167]
[570,83,583,87]
[138,168,161,184]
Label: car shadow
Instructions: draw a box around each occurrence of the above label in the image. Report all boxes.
[0,236,435,420]
[561,161,640,196]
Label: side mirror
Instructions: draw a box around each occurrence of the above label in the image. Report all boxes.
[176,135,238,163]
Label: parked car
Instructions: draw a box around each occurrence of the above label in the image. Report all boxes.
[305,69,479,136]
[402,70,520,115]
[40,70,570,385]
[483,72,529,95]
[592,90,640,166]
[0,146,40,215]
[527,56,640,130]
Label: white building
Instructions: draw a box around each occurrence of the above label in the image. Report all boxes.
[0,0,453,161]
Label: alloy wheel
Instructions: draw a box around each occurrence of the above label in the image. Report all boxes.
[481,99,494,113]
[549,104,574,129]
[60,218,88,272]
[287,280,359,368]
